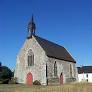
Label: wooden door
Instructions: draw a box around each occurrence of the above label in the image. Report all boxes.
[60,73,63,84]
[26,72,33,85]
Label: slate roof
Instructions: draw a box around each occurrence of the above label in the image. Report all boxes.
[78,66,92,74]
[35,36,76,63]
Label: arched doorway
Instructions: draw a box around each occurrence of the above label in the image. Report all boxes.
[26,72,33,85]
[60,73,63,84]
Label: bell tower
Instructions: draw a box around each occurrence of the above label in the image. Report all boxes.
[27,15,36,38]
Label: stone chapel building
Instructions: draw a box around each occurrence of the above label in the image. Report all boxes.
[14,16,77,85]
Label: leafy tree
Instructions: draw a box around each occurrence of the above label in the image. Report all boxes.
[0,66,13,83]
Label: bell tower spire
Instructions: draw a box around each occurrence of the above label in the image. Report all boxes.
[27,15,36,38]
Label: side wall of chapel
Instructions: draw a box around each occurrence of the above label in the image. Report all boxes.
[47,57,77,83]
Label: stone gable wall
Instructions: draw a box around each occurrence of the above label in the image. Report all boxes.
[14,36,48,85]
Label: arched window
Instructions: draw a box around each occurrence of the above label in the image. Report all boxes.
[70,64,72,77]
[54,61,57,76]
[27,49,34,66]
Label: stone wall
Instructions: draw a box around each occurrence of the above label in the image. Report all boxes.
[47,57,77,83]
[14,36,47,85]
[14,35,77,85]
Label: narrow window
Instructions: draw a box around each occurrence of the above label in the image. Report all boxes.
[46,63,48,85]
[86,74,88,78]
[46,63,47,77]
[70,64,72,77]
[54,61,57,76]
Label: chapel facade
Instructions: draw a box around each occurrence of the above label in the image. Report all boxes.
[14,16,77,85]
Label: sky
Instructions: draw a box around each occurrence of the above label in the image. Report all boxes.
[0,0,92,69]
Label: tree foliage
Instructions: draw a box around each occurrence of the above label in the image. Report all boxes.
[0,66,13,83]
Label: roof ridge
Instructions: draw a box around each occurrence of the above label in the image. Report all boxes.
[34,35,65,48]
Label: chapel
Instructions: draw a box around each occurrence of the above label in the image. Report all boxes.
[14,16,77,85]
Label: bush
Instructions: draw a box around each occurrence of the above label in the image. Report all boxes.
[1,79,9,84]
[9,77,18,84]
[33,80,41,85]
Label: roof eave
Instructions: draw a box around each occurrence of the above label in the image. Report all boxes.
[47,55,76,63]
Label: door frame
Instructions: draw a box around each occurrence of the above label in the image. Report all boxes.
[60,73,63,84]
[26,72,33,85]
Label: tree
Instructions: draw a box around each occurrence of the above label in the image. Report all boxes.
[0,66,13,84]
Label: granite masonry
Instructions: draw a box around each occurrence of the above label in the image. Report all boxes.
[14,16,77,85]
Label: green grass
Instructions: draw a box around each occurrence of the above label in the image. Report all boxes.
[0,83,92,92]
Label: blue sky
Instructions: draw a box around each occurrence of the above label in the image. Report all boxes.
[0,0,92,69]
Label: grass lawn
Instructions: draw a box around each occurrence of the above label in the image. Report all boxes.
[0,83,92,92]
